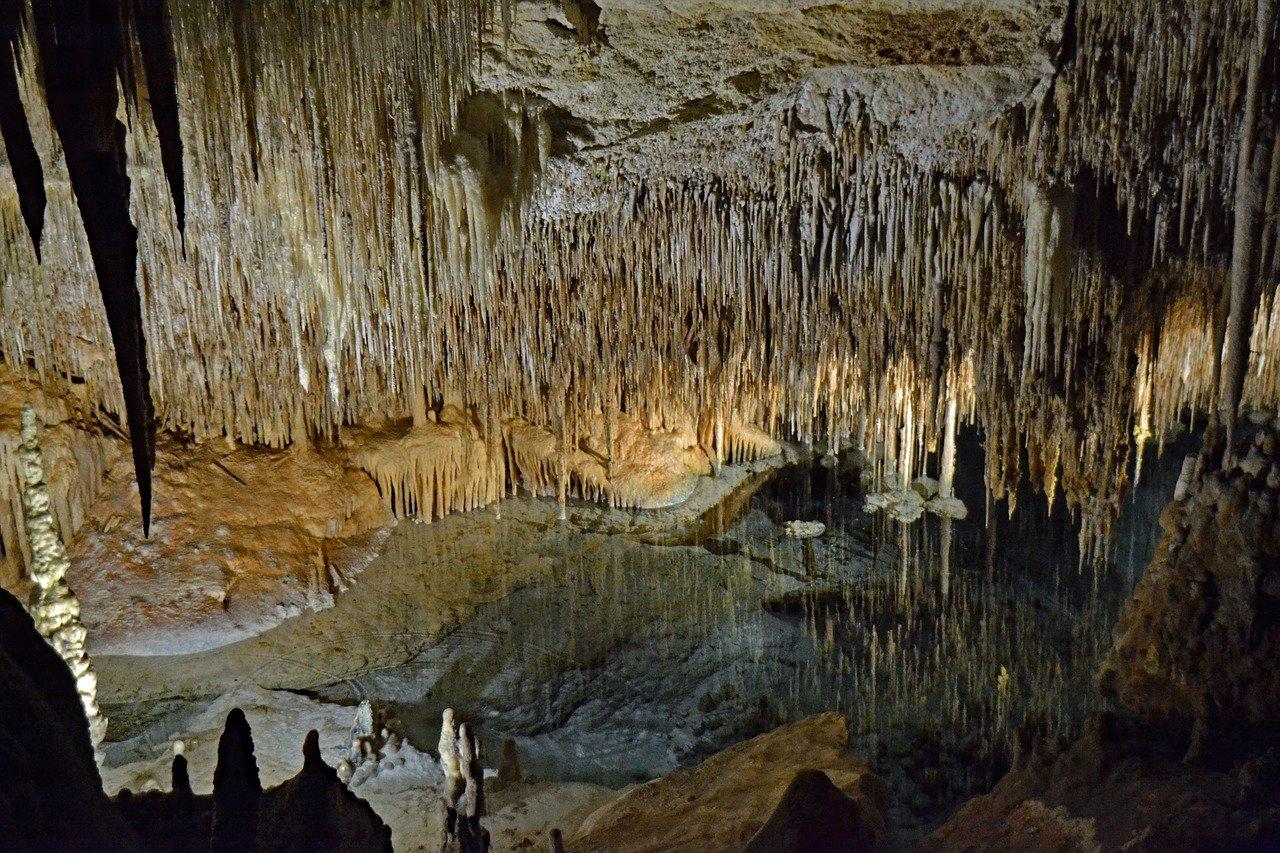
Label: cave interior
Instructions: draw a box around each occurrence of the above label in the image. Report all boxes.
[1,0,1279,850]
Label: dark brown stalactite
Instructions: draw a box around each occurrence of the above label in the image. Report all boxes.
[0,0,44,258]
[30,0,155,534]
[128,0,185,235]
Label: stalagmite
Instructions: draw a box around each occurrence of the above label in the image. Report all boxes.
[338,699,406,787]
[16,405,105,749]
[497,738,522,786]
[212,708,262,853]
[439,708,489,853]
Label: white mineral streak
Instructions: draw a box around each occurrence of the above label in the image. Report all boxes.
[17,406,106,750]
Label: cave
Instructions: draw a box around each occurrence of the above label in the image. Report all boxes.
[1,0,1278,849]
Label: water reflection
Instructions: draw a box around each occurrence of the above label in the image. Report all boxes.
[320,427,1195,841]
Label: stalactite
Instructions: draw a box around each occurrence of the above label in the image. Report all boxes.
[0,0,43,257]
[28,0,158,534]
[124,0,184,235]
[351,406,505,522]
[0,0,1275,563]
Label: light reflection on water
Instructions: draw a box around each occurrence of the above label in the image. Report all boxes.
[322,428,1195,839]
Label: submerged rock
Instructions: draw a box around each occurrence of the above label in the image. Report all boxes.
[783,519,825,538]
[569,713,885,851]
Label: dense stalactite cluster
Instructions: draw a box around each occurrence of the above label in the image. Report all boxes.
[0,364,118,588]
[0,0,1276,560]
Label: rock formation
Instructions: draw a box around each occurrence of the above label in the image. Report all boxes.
[0,0,1278,845]
[0,362,119,593]
[0,0,1272,564]
[439,708,490,853]
[1103,416,1280,734]
[337,699,408,788]
[16,404,105,747]
[0,586,131,849]
[211,708,263,851]
[66,433,391,655]
[925,711,1280,850]
[744,769,879,853]
[570,713,885,851]
[1,580,393,849]
[257,730,394,852]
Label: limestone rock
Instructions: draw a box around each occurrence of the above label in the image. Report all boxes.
[68,437,392,655]
[1102,423,1280,731]
[569,713,885,851]
[0,363,120,594]
[0,587,135,849]
[212,709,262,851]
[744,769,878,853]
[926,712,1280,850]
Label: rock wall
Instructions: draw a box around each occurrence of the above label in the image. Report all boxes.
[1103,416,1280,732]
[0,363,119,592]
[67,434,392,655]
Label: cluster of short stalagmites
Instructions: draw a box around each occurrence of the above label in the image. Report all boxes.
[1103,412,1280,734]
[16,405,104,747]
[439,708,489,853]
[337,699,409,787]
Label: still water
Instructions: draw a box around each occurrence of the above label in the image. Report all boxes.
[315,428,1193,841]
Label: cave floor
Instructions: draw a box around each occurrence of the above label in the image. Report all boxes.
[91,449,1179,847]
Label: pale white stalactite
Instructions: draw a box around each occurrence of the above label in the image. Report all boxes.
[939,392,959,499]
[17,406,107,751]
[1021,181,1076,379]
